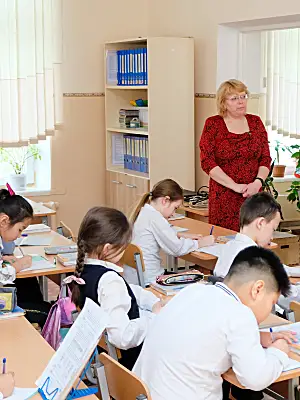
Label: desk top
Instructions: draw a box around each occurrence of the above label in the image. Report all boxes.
[179,206,209,217]
[16,231,75,278]
[25,198,56,217]
[0,317,97,399]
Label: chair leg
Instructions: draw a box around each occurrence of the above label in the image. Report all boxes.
[94,360,109,400]
[135,253,146,288]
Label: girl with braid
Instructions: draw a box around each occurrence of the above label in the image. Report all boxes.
[70,206,165,370]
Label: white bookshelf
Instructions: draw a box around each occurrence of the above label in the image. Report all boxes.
[105,37,195,215]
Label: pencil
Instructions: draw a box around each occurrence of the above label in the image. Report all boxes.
[209,226,214,235]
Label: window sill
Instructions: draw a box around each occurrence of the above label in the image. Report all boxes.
[16,187,65,197]
[273,176,300,183]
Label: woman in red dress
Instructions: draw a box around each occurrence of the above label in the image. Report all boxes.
[200,79,271,232]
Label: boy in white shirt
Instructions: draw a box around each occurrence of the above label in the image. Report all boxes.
[133,246,294,400]
[214,192,300,302]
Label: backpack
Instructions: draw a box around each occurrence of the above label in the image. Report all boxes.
[42,285,76,350]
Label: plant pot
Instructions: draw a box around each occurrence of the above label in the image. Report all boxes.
[9,174,26,191]
[273,165,286,178]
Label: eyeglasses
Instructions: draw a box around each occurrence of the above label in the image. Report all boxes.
[227,94,249,102]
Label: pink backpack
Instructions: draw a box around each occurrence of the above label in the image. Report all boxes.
[42,286,76,350]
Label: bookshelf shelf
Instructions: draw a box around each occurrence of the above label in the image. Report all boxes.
[106,85,148,90]
[107,127,148,135]
[105,37,195,216]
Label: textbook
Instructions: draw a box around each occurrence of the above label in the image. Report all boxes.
[0,305,25,320]
[57,252,77,267]
[23,224,51,234]
[150,282,193,296]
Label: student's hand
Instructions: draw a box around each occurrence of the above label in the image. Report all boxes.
[242,180,262,198]
[273,331,297,345]
[270,339,289,355]
[152,297,170,314]
[0,372,15,398]
[232,183,248,194]
[13,255,32,272]
[198,235,215,248]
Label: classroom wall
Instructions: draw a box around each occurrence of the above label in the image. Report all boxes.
[31,0,300,231]
[29,0,149,233]
[147,0,300,219]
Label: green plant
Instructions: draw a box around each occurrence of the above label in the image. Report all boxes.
[274,140,287,165]
[287,180,300,210]
[288,144,300,170]
[0,145,41,175]
[264,162,278,199]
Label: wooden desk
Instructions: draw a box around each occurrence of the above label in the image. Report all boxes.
[16,231,76,300]
[179,206,209,223]
[25,198,57,230]
[223,315,300,399]
[0,317,97,399]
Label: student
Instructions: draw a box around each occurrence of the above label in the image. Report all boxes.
[0,372,15,399]
[124,179,215,285]
[70,206,165,370]
[0,188,51,327]
[214,192,300,302]
[133,247,294,400]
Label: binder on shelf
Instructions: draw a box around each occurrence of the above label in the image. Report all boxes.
[134,137,140,172]
[123,135,128,169]
[121,50,125,85]
[140,137,146,173]
[125,50,129,85]
[134,49,138,85]
[145,137,149,173]
[128,136,133,170]
[117,50,121,85]
[129,49,133,85]
[144,48,148,85]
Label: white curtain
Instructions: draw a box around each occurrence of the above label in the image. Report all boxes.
[263,28,300,139]
[0,0,63,147]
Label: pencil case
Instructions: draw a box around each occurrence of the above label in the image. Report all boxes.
[0,287,17,312]
[156,271,205,286]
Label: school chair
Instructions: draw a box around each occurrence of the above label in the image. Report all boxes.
[57,220,76,242]
[290,301,300,322]
[96,353,152,400]
[120,244,146,288]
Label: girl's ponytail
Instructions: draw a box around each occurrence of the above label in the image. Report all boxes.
[129,192,151,224]
[71,240,86,307]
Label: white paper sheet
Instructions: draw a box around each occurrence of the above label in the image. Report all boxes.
[15,236,52,246]
[36,298,108,399]
[196,243,223,257]
[21,255,55,272]
[6,387,37,400]
[171,226,188,233]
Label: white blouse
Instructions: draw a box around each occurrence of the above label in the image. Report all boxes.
[123,204,198,285]
[85,258,159,350]
[0,237,15,284]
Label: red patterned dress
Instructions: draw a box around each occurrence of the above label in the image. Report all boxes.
[199,114,271,231]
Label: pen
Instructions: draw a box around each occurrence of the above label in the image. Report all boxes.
[18,245,24,257]
[270,328,274,342]
[210,226,214,235]
[2,358,6,374]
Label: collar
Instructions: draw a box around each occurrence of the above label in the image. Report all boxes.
[85,258,123,273]
[235,232,257,246]
[0,237,3,251]
[215,282,241,303]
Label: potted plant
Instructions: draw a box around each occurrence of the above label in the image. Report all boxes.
[0,145,41,191]
[288,144,300,178]
[286,180,300,211]
[272,140,287,177]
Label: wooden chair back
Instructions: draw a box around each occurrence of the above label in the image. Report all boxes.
[58,220,76,242]
[290,301,300,322]
[98,353,152,400]
[120,243,146,287]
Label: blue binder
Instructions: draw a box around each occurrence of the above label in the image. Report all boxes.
[140,137,146,173]
[117,50,121,85]
[123,135,128,168]
[144,48,148,85]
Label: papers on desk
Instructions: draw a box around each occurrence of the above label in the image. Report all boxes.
[21,255,55,272]
[15,235,52,246]
[169,213,185,221]
[23,224,51,234]
[171,225,188,233]
[196,243,223,257]
[0,306,25,320]
[285,265,300,278]
[36,298,108,399]
[150,282,191,296]
[5,387,37,400]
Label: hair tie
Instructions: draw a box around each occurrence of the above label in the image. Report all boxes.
[63,275,85,285]
[6,183,15,196]
[149,192,153,196]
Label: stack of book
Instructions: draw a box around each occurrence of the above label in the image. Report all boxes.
[119,109,140,128]
[117,48,148,86]
[124,135,148,173]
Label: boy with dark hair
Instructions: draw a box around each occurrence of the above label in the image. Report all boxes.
[134,247,295,400]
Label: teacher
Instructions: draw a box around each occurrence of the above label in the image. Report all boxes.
[199,79,271,231]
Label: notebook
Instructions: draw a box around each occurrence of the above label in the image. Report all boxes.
[21,255,55,272]
[171,225,188,233]
[15,235,52,246]
[23,224,51,234]
[168,213,185,221]
[57,252,77,267]
[0,305,25,320]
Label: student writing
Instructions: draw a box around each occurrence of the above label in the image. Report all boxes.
[0,370,14,399]
[70,206,166,370]
[133,247,294,400]
[124,179,215,285]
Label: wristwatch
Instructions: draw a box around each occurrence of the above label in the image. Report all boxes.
[0,391,4,399]
[255,177,265,188]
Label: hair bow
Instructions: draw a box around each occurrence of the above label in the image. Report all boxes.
[63,275,85,285]
[6,183,15,196]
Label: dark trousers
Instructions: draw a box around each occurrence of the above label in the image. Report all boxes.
[223,381,264,400]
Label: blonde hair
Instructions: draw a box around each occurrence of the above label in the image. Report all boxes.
[129,179,184,224]
[216,79,249,117]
